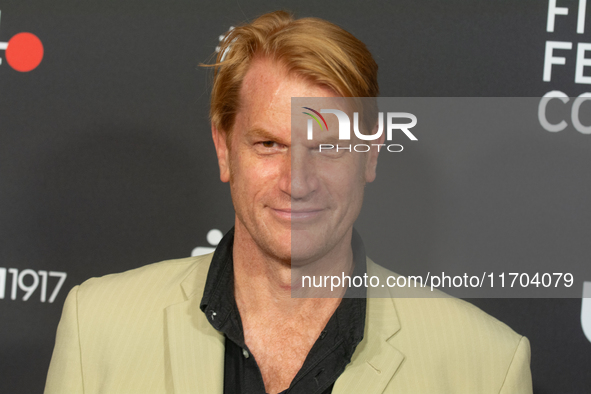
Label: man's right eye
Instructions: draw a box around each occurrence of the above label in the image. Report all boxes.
[261,141,277,148]
[254,141,286,154]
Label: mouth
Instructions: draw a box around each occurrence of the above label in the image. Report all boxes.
[271,208,324,221]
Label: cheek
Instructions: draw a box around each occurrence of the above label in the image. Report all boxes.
[321,156,366,186]
[321,158,367,208]
[229,153,283,197]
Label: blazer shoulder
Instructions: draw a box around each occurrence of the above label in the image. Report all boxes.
[75,253,213,307]
[366,260,531,390]
[368,258,524,348]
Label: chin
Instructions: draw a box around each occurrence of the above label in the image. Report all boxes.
[258,233,292,262]
[258,232,318,264]
[290,232,329,265]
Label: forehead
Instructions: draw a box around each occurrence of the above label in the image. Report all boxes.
[237,58,336,131]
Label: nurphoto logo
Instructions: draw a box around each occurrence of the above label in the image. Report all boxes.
[303,106,417,153]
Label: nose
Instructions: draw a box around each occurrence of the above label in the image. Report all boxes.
[285,146,318,201]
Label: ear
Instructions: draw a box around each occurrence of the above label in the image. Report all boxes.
[364,121,385,183]
[211,122,231,183]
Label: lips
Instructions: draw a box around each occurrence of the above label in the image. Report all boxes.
[271,208,324,221]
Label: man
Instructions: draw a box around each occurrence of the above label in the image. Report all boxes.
[45,11,532,394]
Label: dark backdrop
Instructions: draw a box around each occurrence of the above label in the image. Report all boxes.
[0,1,589,393]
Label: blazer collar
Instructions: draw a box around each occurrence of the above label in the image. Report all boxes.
[332,258,405,394]
[165,254,225,394]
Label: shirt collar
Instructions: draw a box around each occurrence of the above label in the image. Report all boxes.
[200,227,367,346]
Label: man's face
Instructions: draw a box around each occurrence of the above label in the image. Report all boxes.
[212,57,380,265]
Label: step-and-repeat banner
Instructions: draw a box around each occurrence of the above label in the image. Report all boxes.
[1,1,590,392]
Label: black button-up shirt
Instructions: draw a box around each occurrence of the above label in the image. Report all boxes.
[200,228,367,394]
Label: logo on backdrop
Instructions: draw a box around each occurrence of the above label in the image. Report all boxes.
[191,229,224,256]
[303,107,417,153]
[540,0,591,134]
[0,10,44,72]
[215,26,235,62]
[0,267,67,303]
[582,281,591,344]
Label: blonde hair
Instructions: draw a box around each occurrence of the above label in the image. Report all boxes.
[207,10,379,135]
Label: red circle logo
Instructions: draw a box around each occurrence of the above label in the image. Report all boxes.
[6,32,44,72]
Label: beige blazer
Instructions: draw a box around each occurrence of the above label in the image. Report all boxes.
[45,254,532,393]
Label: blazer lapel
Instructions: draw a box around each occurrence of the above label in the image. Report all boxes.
[165,257,225,394]
[163,256,405,394]
[332,260,406,394]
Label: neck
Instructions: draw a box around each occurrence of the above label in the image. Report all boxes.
[232,219,354,318]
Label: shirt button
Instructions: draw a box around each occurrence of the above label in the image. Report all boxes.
[242,349,250,358]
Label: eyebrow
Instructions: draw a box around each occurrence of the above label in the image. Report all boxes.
[313,135,341,145]
[246,127,290,145]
